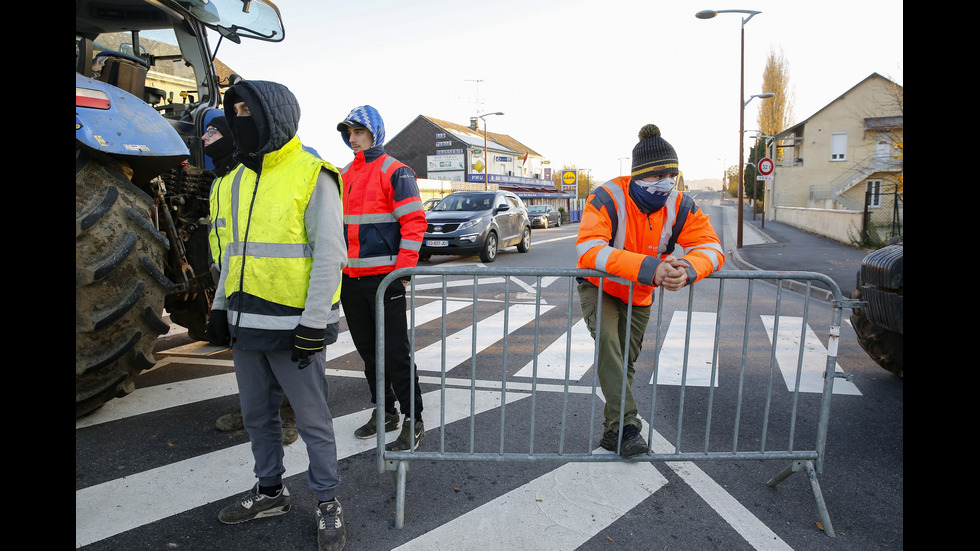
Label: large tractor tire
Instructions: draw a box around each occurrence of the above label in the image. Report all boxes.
[850,300,903,377]
[849,240,903,377]
[76,151,174,418]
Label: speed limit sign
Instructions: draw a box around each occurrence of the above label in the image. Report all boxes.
[757,157,774,176]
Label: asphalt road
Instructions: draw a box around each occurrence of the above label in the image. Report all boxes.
[76,198,903,550]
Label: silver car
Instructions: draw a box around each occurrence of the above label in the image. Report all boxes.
[527,204,561,229]
[420,191,532,263]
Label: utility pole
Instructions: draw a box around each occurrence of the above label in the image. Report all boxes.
[464,79,484,115]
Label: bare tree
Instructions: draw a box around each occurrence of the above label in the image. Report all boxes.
[758,47,795,143]
[880,78,903,196]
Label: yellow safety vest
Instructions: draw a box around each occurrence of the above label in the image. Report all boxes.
[211,136,342,323]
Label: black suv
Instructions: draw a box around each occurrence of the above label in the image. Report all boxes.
[420,190,531,262]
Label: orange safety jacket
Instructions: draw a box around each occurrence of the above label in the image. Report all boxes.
[341,149,427,277]
[576,176,725,306]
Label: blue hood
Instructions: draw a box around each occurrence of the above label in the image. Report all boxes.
[337,105,386,149]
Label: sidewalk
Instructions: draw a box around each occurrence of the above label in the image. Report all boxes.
[718,200,872,301]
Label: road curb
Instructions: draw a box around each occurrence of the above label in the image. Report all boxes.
[720,203,836,303]
[727,245,837,303]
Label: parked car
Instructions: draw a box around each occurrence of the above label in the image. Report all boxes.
[527,204,561,228]
[420,190,532,262]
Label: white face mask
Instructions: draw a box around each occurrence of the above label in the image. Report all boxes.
[633,176,676,195]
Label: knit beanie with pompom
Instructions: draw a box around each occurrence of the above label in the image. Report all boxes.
[630,124,678,180]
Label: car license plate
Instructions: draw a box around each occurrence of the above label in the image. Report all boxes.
[427,240,448,247]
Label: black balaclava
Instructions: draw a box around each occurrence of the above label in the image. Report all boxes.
[224,83,270,173]
[204,115,236,176]
[234,115,261,154]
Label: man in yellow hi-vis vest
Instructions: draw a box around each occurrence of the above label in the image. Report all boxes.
[208,80,348,551]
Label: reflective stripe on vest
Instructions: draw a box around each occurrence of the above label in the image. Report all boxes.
[208,165,247,267]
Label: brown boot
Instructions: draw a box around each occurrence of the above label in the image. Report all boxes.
[281,418,298,445]
[215,410,244,431]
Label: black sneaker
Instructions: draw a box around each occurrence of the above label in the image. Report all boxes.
[599,430,619,452]
[599,425,649,458]
[385,415,424,451]
[354,410,400,439]
[316,499,347,551]
[619,425,649,458]
[218,483,291,524]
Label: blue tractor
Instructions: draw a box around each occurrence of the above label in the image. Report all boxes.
[75,0,284,417]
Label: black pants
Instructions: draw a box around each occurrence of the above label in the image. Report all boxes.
[341,274,423,417]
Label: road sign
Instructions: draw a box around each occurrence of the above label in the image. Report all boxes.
[757,157,774,176]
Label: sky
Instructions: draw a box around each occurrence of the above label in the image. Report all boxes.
[209,0,903,184]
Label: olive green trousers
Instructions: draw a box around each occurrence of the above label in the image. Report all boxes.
[577,281,652,434]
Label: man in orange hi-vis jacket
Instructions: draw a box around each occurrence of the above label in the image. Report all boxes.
[576,124,725,458]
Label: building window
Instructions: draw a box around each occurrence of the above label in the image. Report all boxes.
[866,179,881,208]
[831,132,847,161]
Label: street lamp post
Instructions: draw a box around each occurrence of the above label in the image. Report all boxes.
[478,112,504,190]
[696,8,770,249]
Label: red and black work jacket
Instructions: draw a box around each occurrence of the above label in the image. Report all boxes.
[341,146,427,277]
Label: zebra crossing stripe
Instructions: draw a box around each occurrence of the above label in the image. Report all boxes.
[393,449,667,551]
[760,316,862,396]
[74,388,530,548]
[650,311,721,387]
[415,303,552,372]
[329,299,471,361]
[395,417,794,551]
[647,429,795,551]
[514,319,594,381]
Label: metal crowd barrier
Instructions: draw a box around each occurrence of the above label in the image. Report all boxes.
[374,267,862,536]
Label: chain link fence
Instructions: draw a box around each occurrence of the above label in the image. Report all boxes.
[861,187,902,245]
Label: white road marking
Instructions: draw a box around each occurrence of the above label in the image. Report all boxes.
[394,448,667,551]
[514,319,594,381]
[761,316,861,395]
[648,430,794,551]
[651,311,721,387]
[331,299,471,361]
[395,417,794,551]
[414,303,552,372]
[74,388,529,548]
[79,298,832,550]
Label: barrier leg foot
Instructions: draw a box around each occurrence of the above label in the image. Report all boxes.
[767,461,835,538]
[767,463,795,488]
[393,460,407,529]
[803,461,836,538]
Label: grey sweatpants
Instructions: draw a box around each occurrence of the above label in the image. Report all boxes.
[233,349,340,502]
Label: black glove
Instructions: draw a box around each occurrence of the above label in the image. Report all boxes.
[205,310,230,346]
[292,323,327,367]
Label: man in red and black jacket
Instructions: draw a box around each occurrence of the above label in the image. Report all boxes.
[337,105,428,452]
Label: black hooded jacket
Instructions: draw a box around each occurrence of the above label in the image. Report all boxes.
[211,80,345,351]
[222,80,302,173]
